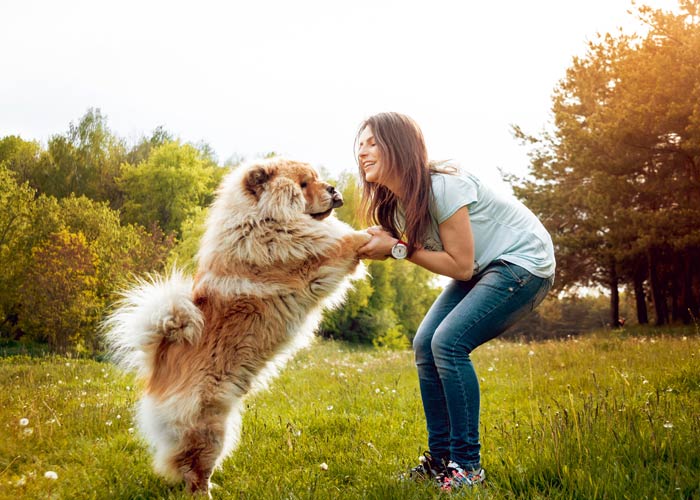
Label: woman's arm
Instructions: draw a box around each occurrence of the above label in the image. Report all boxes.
[358,206,475,281]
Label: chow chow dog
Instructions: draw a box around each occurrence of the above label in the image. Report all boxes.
[104,158,370,495]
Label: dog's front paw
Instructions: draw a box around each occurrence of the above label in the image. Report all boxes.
[350,231,372,251]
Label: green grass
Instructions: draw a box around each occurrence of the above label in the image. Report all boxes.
[1,328,698,499]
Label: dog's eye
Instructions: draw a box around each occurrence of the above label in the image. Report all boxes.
[300,181,307,188]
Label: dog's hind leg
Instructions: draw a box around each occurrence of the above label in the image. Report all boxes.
[174,415,227,496]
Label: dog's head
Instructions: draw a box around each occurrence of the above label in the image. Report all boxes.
[243,159,343,220]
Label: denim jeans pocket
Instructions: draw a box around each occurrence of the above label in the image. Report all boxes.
[499,259,534,288]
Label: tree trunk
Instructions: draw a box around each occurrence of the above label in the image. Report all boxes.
[670,257,681,323]
[633,261,649,325]
[648,247,669,326]
[609,257,621,328]
[680,249,699,324]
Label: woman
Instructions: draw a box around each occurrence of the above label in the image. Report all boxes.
[356,112,555,491]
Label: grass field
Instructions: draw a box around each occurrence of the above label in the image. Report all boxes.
[1,327,698,499]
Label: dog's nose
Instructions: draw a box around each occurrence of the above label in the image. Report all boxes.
[327,185,337,194]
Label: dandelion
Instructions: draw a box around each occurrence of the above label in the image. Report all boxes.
[116,415,121,420]
[19,418,29,427]
[663,422,673,429]
[319,463,328,471]
[44,471,58,480]
[375,388,381,394]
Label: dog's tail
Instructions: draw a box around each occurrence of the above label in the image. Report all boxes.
[102,269,203,379]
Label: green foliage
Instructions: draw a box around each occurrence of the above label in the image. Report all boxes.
[57,195,175,298]
[118,141,223,236]
[0,166,60,333]
[0,135,43,186]
[0,164,174,349]
[17,230,100,352]
[166,207,209,273]
[1,332,698,498]
[371,309,410,350]
[41,108,128,205]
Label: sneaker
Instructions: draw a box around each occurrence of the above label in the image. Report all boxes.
[405,451,446,482]
[439,461,486,491]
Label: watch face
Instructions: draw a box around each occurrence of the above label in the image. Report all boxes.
[392,243,408,259]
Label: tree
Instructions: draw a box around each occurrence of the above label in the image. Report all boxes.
[39,108,128,206]
[512,0,700,326]
[118,141,223,236]
[17,230,100,352]
[0,165,61,335]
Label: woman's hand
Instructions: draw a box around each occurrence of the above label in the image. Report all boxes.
[358,227,398,260]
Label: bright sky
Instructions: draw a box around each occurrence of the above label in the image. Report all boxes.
[0,0,681,194]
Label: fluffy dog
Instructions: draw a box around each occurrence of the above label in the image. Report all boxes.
[104,158,370,495]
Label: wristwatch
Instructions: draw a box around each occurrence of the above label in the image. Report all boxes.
[390,240,408,260]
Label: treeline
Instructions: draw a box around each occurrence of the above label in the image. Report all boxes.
[512,1,700,327]
[0,110,441,352]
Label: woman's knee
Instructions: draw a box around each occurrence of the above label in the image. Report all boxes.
[430,326,473,365]
[413,330,433,363]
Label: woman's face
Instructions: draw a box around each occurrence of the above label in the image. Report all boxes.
[358,126,384,185]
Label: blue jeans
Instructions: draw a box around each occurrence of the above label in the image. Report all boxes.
[412,260,553,470]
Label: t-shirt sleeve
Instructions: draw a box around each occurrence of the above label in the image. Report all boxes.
[432,174,479,224]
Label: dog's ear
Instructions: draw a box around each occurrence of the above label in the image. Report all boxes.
[244,165,273,198]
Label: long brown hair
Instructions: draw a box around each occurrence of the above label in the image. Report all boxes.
[355,112,453,256]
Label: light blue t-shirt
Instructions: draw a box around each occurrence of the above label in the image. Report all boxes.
[402,171,555,278]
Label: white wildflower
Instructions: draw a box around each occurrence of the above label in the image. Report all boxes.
[528,350,535,356]
[319,462,328,471]
[663,422,673,429]
[19,418,29,427]
[326,405,333,411]
[44,471,58,480]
